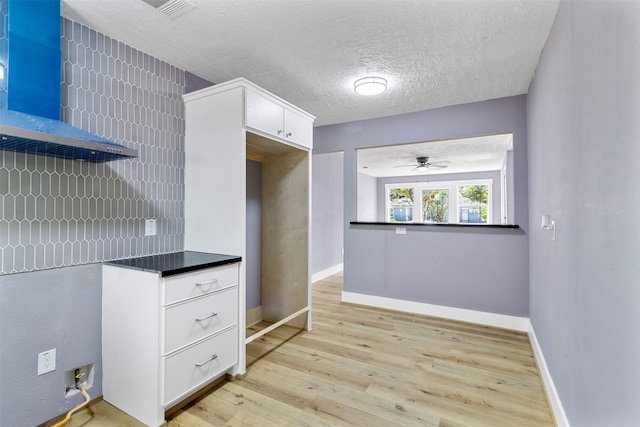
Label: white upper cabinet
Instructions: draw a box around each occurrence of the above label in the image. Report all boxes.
[246,89,284,137]
[283,108,313,148]
[245,88,313,149]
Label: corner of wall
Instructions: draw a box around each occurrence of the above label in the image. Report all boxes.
[528,320,570,427]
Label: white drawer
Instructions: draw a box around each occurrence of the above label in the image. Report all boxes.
[163,326,238,406]
[164,264,238,305]
[164,287,238,354]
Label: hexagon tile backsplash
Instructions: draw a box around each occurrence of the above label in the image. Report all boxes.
[0,18,185,274]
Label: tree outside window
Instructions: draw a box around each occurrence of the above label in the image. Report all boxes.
[422,189,449,223]
[385,180,492,224]
[388,187,414,222]
[458,185,489,223]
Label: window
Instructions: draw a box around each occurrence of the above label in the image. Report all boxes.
[386,179,492,224]
[388,187,414,222]
[422,189,449,223]
[457,184,489,224]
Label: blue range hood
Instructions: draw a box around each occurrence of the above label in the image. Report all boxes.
[0,0,137,163]
[0,110,138,162]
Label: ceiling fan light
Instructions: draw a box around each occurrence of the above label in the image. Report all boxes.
[354,77,387,96]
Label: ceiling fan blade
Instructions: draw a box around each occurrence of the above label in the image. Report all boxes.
[393,157,450,171]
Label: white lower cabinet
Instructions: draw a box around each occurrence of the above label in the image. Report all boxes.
[102,262,240,426]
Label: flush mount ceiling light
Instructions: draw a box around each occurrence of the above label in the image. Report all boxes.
[354,77,387,96]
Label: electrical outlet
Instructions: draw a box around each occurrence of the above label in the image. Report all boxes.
[37,348,56,375]
[145,219,157,236]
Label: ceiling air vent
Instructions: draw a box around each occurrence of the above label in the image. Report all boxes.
[141,0,196,20]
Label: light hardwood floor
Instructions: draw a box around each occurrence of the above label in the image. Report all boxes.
[57,273,555,426]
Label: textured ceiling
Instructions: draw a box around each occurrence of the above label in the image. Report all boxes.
[358,133,513,177]
[60,0,560,127]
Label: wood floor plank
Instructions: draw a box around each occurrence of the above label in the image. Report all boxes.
[244,360,439,427]
[58,272,555,427]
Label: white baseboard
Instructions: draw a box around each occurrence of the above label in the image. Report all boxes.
[246,305,262,327]
[312,263,343,283]
[341,291,529,332]
[528,321,570,427]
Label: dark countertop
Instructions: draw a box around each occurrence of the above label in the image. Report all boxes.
[104,251,241,277]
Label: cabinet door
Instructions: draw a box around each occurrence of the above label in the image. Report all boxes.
[245,89,284,139]
[284,108,313,149]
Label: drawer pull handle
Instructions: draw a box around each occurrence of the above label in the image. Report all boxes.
[195,312,218,322]
[195,354,218,367]
[285,132,292,138]
[196,278,218,288]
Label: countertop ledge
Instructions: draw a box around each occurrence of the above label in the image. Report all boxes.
[103,251,242,277]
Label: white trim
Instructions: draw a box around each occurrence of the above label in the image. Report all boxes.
[245,307,309,344]
[246,305,262,327]
[184,77,315,120]
[312,263,344,283]
[528,321,570,427]
[341,291,529,332]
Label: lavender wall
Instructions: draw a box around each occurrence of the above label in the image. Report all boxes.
[311,152,344,273]
[246,159,262,309]
[356,172,377,221]
[314,95,529,317]
[527,0,640,425]
[185,71,214,93]
[0,265,102,427]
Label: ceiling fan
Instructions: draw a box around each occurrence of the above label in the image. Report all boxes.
[393,156,449,172]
